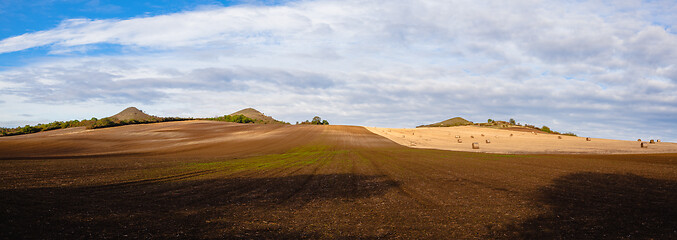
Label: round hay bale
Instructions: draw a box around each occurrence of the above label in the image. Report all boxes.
[586,137,591,141]
[472,142,480,149]
[471,135,475,138]
[457,139,463,143]
[650,139,655,144]
[641,142,648,148]
[657,139,661,143]
[637,139,641,142]
[558,136,562,139]
[481,134,485,137]
[485,139,491,143]
[510,134,513,137]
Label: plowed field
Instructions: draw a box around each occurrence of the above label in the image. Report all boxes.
[1,121,676,239]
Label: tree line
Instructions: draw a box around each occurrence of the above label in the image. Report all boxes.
[207,114,260,124]
[0,117,190,137]
[1,114,330,137]
[486,118,576,136]
[296,116,329,125]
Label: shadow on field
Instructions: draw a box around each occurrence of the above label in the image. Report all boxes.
[493,172,677,239]
[0,173,399,239]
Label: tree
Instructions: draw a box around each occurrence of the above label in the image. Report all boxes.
[509,118,516,125]
[321,120,329,125]
[311,116,322,125]
[541,125,552,133]
[488,119,493,123]
[95,118,115,128]
[20,125,39,134]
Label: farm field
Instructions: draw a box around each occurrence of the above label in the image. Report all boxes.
[1,120,676,239]
[367,125,677,154]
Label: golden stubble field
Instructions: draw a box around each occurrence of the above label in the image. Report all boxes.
[1,120,676,239]
[366,125,677,154]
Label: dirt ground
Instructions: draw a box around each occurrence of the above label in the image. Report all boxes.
[1,121,676,239]
[366,125,677,154]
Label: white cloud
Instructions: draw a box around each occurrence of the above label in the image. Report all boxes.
[1,0,677,141]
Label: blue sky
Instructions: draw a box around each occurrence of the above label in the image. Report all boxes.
[0,0,250,66]
[1,0,676,141]
[0,1,249,38]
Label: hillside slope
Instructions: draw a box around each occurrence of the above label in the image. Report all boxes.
[229,108,285,124]
[110,107,158,121]
[417,117,473,127]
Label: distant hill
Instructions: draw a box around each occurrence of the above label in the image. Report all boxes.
[417,117,473,128]
[110,107,158,121]
[229,108,285,124]
[416,116,576,136]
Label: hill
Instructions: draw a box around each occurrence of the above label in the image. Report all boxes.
[229,108,285,124]
[417,117,473,128]
[110,107,158,121]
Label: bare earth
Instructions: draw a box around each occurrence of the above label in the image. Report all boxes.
[1,121,676,239]
[366,125,677,154]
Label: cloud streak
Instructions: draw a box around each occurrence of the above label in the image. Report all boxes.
[1,0,676,141]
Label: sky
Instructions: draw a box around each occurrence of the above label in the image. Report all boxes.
[0,0,676,141]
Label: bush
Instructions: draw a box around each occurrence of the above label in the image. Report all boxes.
[299,116,329,125]
[208,114,259,124]
[20,125,40,134]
